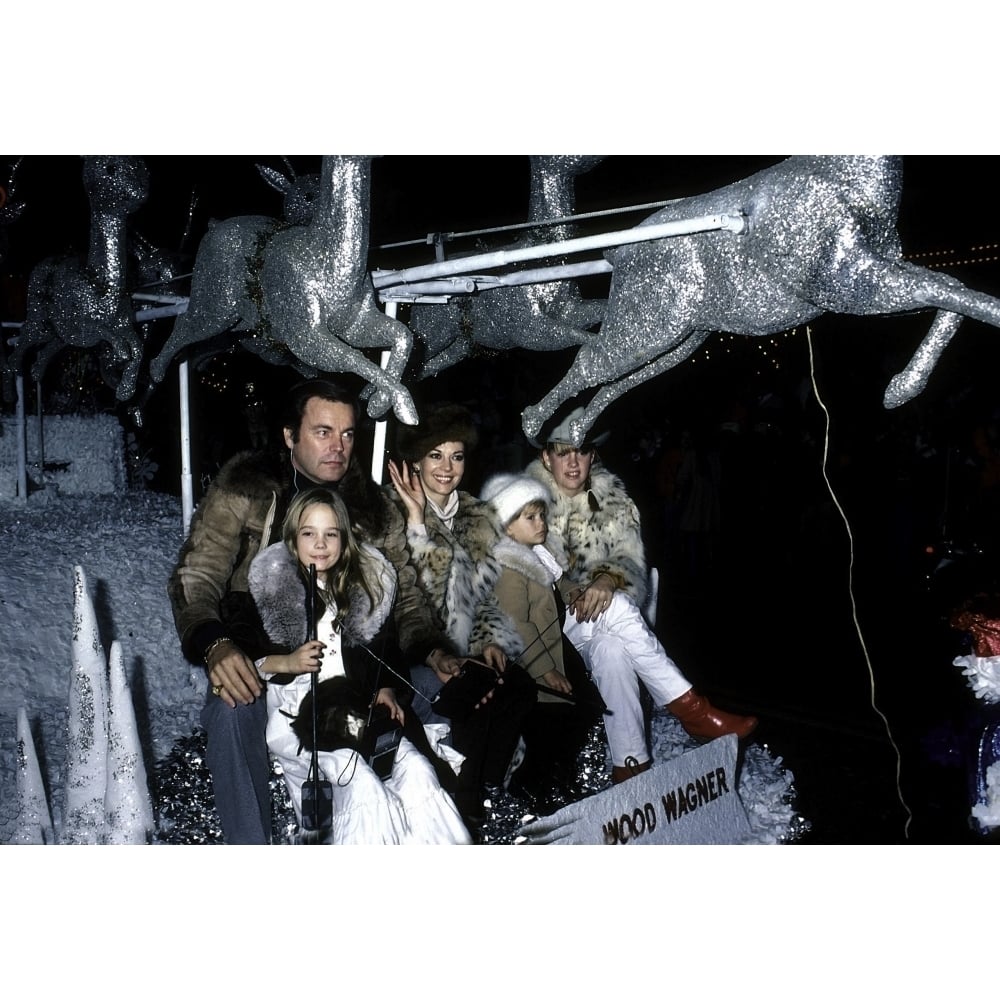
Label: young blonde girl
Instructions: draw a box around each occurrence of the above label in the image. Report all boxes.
[249,487,470,844]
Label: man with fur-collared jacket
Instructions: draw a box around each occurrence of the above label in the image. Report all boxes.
[166,378,463,844]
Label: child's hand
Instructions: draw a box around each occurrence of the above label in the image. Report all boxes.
[375,687,405,724]
[284,640,325,674]
[541,669,573,695]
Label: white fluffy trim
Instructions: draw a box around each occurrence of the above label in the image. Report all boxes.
[972,761,1000,830]
[954,655,1000,705]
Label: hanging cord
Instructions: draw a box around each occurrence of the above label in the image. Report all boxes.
[806,326,914,838]
[360,606,603,711]
[331,649,387,787]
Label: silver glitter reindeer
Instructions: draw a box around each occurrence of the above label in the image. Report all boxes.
[150,155,418,424]
[3,157,149,402]
[409,155,607,378]
[521,155,1000,445]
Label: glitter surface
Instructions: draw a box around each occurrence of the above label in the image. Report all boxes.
[3,157,148,403]
[149,156,419,424]
[410,156,606,378]
[519,156,1000,445]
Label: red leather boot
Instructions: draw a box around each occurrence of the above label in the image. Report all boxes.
[667,690,758,741]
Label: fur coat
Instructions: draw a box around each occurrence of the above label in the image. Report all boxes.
[389,488,523,658]
[168,448,444,667]
[525,457,648,608]
[248,540,402,692]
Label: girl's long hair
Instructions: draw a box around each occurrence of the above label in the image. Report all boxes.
[282,488,381,627]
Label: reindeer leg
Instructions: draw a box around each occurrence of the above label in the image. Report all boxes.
[31,337,65,384]
[884,310,964,408]
[150,306,243,383]
[351,309,414,420]
[521,352,590,441]
[865,260,1000,407]
[116,350,142,402]
[578,331,712,440]
[299,326,418,426]
[419,338,471,379]
[522,305,705,445]
[904,266,1000,330]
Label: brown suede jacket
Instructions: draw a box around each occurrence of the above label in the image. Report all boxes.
[167,449,449,667]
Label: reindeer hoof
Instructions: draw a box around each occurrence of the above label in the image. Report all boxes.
[365,387,419,426]
[393,394,419,426]
[365,388,392,420]
[522,405,544,439]
[566,417,586,446]
[883,372,914,409]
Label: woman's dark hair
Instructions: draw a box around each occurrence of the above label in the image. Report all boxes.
[395,403,479,463]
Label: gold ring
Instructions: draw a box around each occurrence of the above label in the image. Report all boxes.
[211,684,223,697]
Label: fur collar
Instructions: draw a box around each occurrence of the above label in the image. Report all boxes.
[214,450,288,501]
[524,455,629,510]
[249,541,396,649]
[492,537,557,587]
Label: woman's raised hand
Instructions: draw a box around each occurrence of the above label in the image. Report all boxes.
[387,459,426,527]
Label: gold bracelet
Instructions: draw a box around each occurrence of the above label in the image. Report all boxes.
[204,636,234,666]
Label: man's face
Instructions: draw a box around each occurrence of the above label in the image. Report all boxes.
[283,398,355,484]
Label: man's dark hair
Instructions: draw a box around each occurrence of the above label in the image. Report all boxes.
[280,378,360,443]
[280,377,389,538]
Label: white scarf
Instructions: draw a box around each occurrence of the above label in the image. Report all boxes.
[533,543,564,581]
[426,491,461,532]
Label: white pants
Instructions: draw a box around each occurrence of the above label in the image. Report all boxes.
[267,683,470,844]
[563,591,692,767]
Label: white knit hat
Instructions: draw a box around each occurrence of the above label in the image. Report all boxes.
[480,473,552,526]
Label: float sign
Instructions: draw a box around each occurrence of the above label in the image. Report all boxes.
[518,735,751,845]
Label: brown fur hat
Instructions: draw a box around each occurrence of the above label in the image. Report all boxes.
[396,403,479,462]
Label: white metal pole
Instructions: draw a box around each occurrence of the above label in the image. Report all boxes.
[371,213,748,291]
[35,379,43,479]
[179,360,194,534]
[15,374,27,501]
[370,303,395,485]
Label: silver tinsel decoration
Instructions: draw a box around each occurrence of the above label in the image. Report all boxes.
[152,729,297,845]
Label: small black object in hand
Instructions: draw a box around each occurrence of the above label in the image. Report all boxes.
[431,660,501,720]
